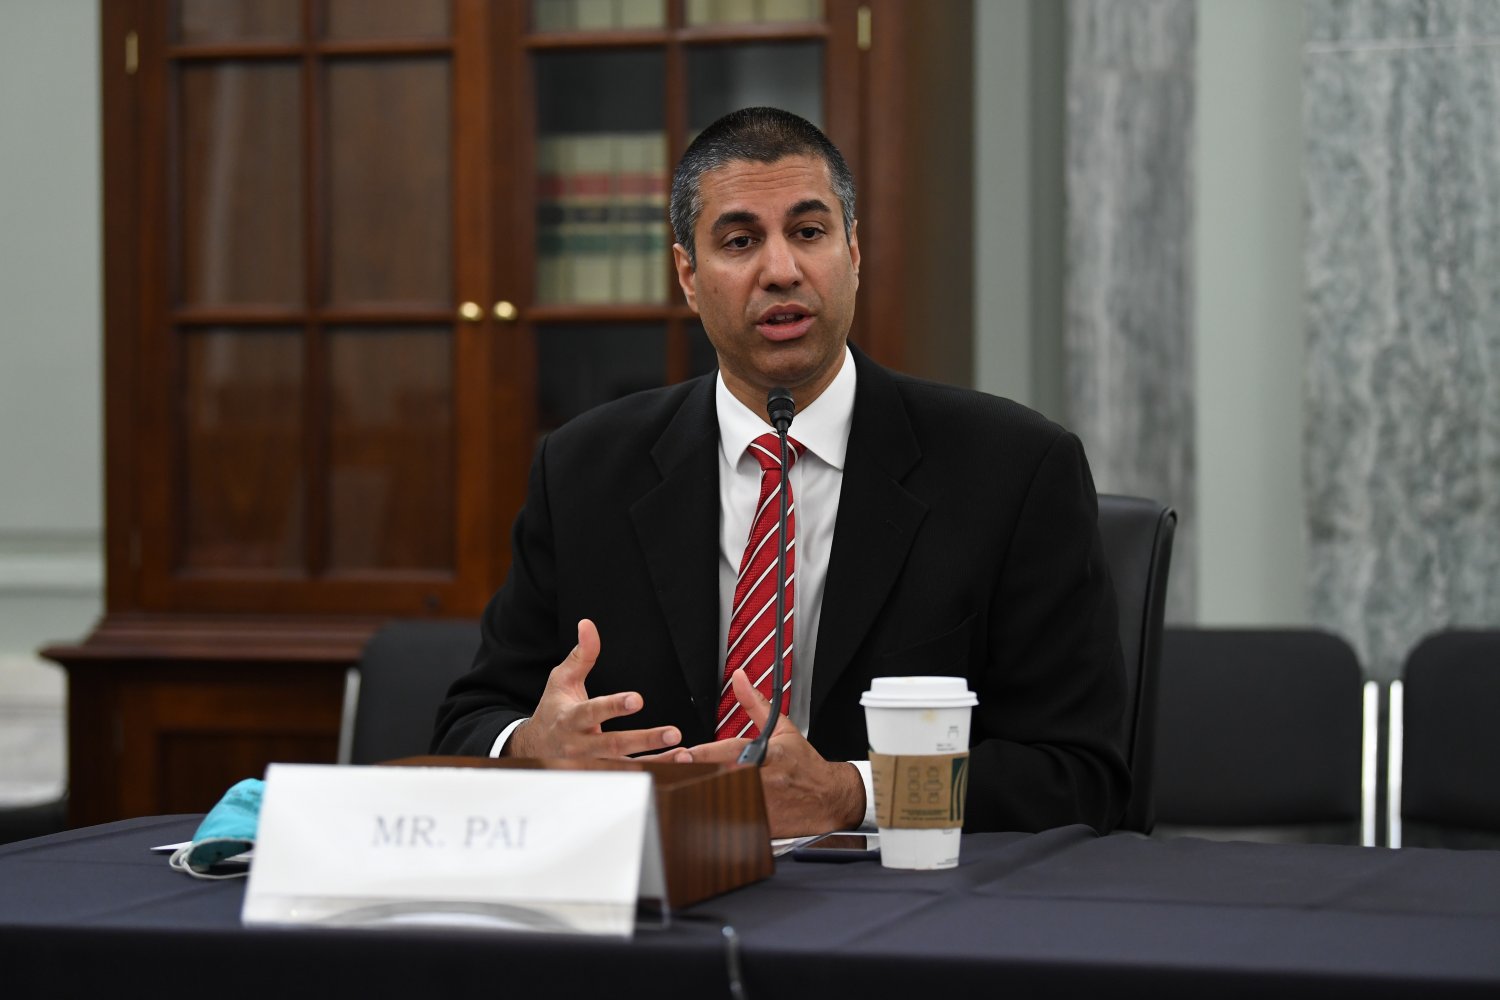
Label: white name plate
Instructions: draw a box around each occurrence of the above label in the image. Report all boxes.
[242,763,665,937]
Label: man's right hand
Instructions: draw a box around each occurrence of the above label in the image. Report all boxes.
[504,619,684,759]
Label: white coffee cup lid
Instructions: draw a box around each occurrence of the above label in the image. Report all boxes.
[860,676,978,708]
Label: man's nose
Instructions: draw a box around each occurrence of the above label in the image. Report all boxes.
[758,235,802,289]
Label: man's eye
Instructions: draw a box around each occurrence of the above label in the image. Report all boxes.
[725,235,754,250]
[795,226,824,240]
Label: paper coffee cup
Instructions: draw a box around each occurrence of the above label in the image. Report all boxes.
[861,676,977,870]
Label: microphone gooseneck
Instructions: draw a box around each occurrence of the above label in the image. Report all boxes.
[739,387,797,767]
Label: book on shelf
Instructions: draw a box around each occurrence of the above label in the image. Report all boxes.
[532,0,667,31]
[566,134,617,305]
[616,133,669,304]
[618,0,666,29]
[535,132,670,306]
[761,0,821,22]
[535,134,571,304]
[686,0,820,26]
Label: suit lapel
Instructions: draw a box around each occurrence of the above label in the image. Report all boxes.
[631,377,722,734]
[811,350,927,722]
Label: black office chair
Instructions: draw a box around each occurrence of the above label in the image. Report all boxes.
[340,620,481,765]
[1096,494,1177,834]
[0,793,68,846]
[1390,630,1500,849]
[1152,628,1373,845]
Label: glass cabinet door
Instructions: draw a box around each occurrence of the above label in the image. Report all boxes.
[517,2,832,440]
[140,0,487,613]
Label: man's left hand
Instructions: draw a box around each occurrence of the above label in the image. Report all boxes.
[675,668,866,838]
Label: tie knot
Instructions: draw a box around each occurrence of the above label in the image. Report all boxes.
[748,432,802,473]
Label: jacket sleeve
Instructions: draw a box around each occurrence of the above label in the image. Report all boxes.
[431,438,563,756]
[964,430,1131,834]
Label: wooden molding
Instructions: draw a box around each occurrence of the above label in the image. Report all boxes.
[41,612,385,665]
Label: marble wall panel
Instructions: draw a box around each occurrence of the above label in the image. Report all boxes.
[1065,0,1197,621]
[1304,2,1500,679]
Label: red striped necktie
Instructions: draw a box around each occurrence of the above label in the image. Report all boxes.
[716,431,803,740]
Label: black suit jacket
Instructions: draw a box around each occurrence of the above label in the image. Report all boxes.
[434,348,1130,833]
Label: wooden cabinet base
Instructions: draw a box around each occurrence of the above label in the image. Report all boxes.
[42,615,378,828]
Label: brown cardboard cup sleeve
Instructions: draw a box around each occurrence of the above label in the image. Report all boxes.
[869,751,970,829]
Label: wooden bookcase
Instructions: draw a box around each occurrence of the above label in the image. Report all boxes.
[47,0,972,827]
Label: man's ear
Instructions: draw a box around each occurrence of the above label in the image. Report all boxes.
[847,219,860,279]
[672,243,698,312]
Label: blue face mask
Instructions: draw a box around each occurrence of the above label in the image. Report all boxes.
[168,778,263,879]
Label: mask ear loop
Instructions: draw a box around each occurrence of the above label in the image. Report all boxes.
[168,840,253,881]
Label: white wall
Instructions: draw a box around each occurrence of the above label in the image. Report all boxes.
[974,0,1033,405]
[1193,0,1308,625]
[0,0,103,801]
[976,0,1310,625]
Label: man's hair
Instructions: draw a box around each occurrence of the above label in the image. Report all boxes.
[669,107,856,267]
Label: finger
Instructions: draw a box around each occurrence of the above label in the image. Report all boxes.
[551,619,602,686]
[632,746,693,762]
[599,725,683,757]
[678,738,748,764]
[730,667,796,735]
[572,690,645,730]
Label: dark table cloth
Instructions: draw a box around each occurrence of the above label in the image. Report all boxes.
[3,816,1499,998]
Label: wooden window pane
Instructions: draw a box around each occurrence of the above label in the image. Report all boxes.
[179,62,303,308]
[535,52,666,305]
[325,0,450,41]
[537,325,668,433]
[685,0,823,27]
[325,59,452,309]
[687,42,823,133]
[532,0,665,31]
[178,0,301,44]
[181,329,305,572]
[326,327,454,572]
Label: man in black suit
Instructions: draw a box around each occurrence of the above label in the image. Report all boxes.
[434,108,1129,838]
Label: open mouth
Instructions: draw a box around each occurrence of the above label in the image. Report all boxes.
[761,310,807,326]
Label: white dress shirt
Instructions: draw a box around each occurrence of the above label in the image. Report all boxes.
[713,349,851,735]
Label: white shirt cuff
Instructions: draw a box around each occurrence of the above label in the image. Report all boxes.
[490,717,529,758]
[851,759,877,831]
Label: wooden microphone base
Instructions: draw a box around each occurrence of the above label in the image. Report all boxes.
[387,757,774,909]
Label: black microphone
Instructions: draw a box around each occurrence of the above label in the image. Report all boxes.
[739,387,797,767]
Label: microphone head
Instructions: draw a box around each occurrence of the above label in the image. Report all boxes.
[766,387,796,433]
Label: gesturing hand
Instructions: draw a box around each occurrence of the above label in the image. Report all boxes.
[506,619,684,759]
[678,668,866,838]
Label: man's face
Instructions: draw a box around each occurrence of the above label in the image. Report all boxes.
[673,154,860,414]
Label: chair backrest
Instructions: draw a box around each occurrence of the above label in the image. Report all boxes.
[1096,494,1177,834]
[343,620,481,765]
[1153,628,1367,844]
[1394,630,1500,849]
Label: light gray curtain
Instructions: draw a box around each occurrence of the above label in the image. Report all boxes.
[1304,1,1500,681]
[1065,0,1197,622]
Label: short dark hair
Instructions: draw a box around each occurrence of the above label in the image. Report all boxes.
[669,107,856,267]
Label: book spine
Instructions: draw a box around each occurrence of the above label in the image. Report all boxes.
[535,134,566,303]
[644,132,669,304]
[532,0,575,32]
[616,0,665,30]
[614,134,648,304]
[566,132,617,304]
[573,0,618,30]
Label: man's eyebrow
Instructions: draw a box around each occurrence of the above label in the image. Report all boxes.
[710,210,759,234]
[788,198,834,218]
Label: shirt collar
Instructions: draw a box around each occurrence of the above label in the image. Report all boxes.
[715,345,856,471]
